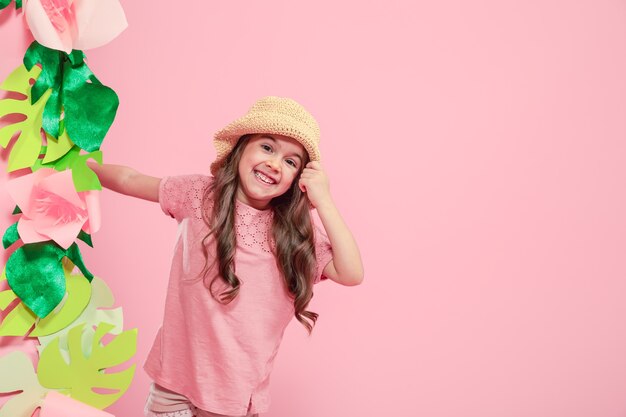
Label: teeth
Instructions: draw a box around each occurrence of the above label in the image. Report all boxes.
[255,171,275,184]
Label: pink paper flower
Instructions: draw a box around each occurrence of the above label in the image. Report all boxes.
[6,168,101,250]
[25,0,128,54]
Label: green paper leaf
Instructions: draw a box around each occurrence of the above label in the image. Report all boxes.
[30,273,91,336]
[15,0,21,8]
[64,243,94,281]
[2,222,19,249]
[0,0,11,10]
[65,84,118,152]
[22,42,116,152]
[37,322,137,409]
[77,230,93,247]
[5,242,67,318]
[42,88,62,138]
[0,65,51,172]
[32,144,80,172]
[0,269,91,337]
[42,129,74,163]
[66,50,86,68]
[12,205,22,215]
[23,42,62,105]
[72,150,103,191]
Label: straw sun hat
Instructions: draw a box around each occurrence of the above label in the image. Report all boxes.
[210,96,321,175]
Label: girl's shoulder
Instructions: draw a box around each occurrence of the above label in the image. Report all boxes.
[162,174,213,191]
[159,174,214,220]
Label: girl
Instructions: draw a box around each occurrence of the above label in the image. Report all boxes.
[91,96,364,417]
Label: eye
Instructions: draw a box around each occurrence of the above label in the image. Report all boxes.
[286,159,297,168]
[261,144,272,152]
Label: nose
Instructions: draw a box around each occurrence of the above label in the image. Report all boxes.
[265,157,280,172]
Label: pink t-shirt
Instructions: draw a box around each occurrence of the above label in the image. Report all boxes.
[143,175,333,416]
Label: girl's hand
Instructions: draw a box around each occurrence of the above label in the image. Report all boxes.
[298,161,332,208]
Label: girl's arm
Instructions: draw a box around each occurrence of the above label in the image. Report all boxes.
[299,162,364,286]
[316,201,364,286]
[88,162,161,202]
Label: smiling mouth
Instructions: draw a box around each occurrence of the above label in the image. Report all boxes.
[254,170,276,185]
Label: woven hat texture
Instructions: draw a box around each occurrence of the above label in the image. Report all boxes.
[211,96,320,175]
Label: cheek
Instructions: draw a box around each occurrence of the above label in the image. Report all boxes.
[284,171,299,187]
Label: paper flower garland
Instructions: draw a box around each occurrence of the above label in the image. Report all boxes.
[0,3,135,416]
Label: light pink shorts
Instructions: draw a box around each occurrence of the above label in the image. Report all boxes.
[144,383,259,417]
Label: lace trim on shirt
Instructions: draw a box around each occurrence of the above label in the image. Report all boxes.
[235,203,275,253]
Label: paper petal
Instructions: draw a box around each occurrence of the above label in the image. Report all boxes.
[81,191,101,233]
[17,217,52,245]
[40,391,114,417]
[5,168,53,215]
[25,0,71,54]
[39,169,85,208]
[38,217,86,250]
[73,0,128,50]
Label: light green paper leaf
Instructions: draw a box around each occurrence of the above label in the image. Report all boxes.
[38,276,123,358]
[0,269,35,336]
[0,270,91,337]
[42,129,74,164]
[0,270,16,309]
[30,274,91,336]
[0,269,37,337]
[71,150,102,191]
[0,351,49,417]
[32,144,80,172]
[37,322,137,409]
[0,65,51,172]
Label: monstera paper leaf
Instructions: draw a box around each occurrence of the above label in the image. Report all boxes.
[37,322,137,409]
[0,269,91,337]
[0,64,51,172]
[43,129,75,164]
[0,351,49,417]
[38,276,124,359]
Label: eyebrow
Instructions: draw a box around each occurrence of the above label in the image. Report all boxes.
[260,135,304,161]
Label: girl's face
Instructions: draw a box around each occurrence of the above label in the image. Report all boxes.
[236,134,306,210]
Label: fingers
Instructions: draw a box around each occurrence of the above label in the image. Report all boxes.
[305,161,323,170]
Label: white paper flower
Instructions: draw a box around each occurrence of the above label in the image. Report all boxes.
[25,0,128,54]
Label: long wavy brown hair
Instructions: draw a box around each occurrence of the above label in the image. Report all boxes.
[200,135,319,333]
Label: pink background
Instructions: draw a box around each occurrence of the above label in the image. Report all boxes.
[2,1,626,416]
